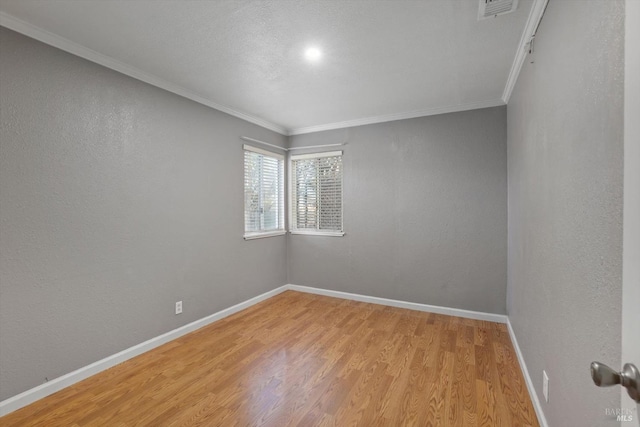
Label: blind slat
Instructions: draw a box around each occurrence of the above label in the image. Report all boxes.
[244,149,284,234]
[292,155,343,232]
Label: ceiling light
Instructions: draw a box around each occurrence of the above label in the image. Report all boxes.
[304,47,322,62]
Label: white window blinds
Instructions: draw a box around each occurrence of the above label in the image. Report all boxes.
[291,151,343,235]
[243,145,284,238]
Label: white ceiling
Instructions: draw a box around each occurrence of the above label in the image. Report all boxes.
[0,0,535,135]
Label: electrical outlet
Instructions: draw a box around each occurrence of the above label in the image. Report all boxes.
[542,370,549,402]
[175,301,183,315]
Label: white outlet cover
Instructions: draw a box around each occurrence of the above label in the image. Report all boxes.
[542,370,549,402]
[175,301,183,315]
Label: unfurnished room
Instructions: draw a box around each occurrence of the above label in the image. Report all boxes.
[0,1,638,426]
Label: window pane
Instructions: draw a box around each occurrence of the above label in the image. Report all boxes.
[318,156,342,231]
[244,148,284,234]
[244,151,261,233]
[261,156,281,231]
[294,159,318,229]
[292,154,342,233]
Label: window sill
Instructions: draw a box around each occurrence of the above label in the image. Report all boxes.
[243,230,287,240]
[289,230,345,237]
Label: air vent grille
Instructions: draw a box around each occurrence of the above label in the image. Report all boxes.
[478,0,519,20]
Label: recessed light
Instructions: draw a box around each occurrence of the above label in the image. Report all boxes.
[304,47,322,62]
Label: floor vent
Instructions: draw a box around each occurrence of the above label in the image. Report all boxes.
[478,0,519,20]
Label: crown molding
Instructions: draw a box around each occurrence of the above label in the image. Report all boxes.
[1,7,533,137]
[502,0,550,103]
[288,98,506,136]
[0,12,288,136]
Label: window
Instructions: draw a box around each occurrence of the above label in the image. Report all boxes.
[243,145,285,239]
[291,151,344,236]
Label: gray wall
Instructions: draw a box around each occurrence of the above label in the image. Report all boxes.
[0,27,287,400]
[288,107,507,314]
[507,1,624,425]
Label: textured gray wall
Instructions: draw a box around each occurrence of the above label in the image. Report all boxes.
[0,28,287,400]
[507,1,624,425]
[288,107,507,314]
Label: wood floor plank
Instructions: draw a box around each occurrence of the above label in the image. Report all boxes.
[0,291,539,426]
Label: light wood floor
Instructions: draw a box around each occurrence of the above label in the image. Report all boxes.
[1,291,539,426]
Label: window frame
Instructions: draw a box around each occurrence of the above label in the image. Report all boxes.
[289,150,344,237]
[243,144,286,240]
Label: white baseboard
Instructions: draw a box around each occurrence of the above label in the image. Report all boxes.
[286,284,508,324]
[506,319,549,427]
[0,284,529,420]
[285,286,548,424]
[0,285,289,417]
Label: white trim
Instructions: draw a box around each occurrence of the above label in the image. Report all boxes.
[286,284,508,324]
[287,99,505,135]
[242,144,284,160]
[622,0,640,417]
[287,283,545,426]
[0,10,522,137]
[289,230,345,237]
[0,12,287,136]
[290,151,343,161]
[0,285,289,417]
[501,0,550,103]
[0,8,537,137]
[506,319,549,427]
[240,138,346,153]
[243,230,286,240]
[288,143,345,151]
[0,283,545,421]
[240,137,287,152]
[287,284,546,425]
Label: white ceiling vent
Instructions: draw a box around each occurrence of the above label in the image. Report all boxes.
[478,0,519,20]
